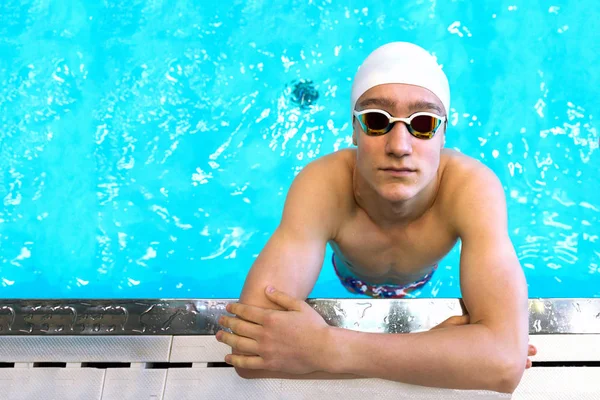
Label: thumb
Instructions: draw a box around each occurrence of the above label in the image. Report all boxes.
[265,286,301,311]
[430,314,470,330]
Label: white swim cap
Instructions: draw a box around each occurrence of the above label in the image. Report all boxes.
[351,42,450,116]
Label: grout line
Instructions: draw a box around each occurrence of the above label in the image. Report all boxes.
[166,336,174,363]
[160,336,173,400]
[160,368,169,400]
[98,369,108,400]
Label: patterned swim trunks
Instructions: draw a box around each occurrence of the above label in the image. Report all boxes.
[332,254,437,298]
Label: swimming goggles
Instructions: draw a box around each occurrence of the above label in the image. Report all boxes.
[353,109,446,139]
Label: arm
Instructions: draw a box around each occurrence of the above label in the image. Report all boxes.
[233,155,360,379]
[322,165,529,393]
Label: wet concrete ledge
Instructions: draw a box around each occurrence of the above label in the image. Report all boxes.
[0,298,598,335]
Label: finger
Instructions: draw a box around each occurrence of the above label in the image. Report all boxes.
[227,302,267,325]
[265,286,303,311]
[431,315,470,330]
[216,330,259,355]
[220,315,263,339]
[232,348,256,356]
[528,344,537,356]
[225,354,267,370]
[232,347,257,357]
[526,359,532,369]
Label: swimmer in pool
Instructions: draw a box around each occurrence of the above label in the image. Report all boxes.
[216,42,536,393]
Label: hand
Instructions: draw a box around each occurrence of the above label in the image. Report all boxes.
[216,286,331,375]
[430,314,537,369]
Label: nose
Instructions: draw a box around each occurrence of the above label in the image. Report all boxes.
[385,121,413,157]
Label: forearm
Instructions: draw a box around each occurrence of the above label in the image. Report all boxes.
[232,346,364,380]
[234,368,363,380]
[235,324,522,390]
[326,323,523,393]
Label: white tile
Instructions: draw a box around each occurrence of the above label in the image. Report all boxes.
[529,335,600,361]
[163,368,508,400]
[169,336,229,363]
[0,336,172,362]
[101,368,167,400]
[513,367,600,399]
[0,368,105,400]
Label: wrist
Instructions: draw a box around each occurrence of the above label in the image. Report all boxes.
[319,326,349,374]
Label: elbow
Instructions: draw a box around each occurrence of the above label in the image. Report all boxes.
[494,356,526,394]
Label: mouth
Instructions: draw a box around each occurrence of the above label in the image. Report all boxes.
[380,167,417,176]
[382,167,416,172]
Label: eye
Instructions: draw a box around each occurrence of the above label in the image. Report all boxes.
[410,115,439,133]
[362,112,389,130]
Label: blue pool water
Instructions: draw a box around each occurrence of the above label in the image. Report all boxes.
[0,1,598,299]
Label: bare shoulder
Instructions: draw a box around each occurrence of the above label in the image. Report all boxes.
[281,148,356,238]
[313,147,356,171]
[437,149,507,234]
[292,148,355,196]
[439,149,501,185]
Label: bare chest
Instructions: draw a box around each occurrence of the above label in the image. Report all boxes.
[330,210,458,285]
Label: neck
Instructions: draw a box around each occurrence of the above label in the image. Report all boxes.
[353,168,440,228]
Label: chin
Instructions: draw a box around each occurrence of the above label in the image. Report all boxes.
[377,184,419,202]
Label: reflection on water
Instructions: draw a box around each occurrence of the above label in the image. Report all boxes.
[0,0,598,298]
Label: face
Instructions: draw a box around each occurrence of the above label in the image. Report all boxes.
[352,83,446,203]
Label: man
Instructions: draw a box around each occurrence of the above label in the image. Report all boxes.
[215,42,536,393]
